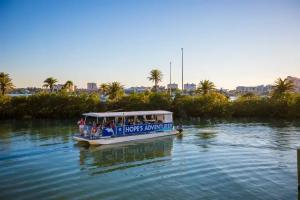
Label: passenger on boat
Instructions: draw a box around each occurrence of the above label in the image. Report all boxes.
[97,123,102,134]
[91,121,97,138]
[112,121,116,129]
[105,121,110,128]
[106,120,116,129]
[77,118,85,136]
[92,121,97,132]
[128,119,134,125]
[117,119,123,126]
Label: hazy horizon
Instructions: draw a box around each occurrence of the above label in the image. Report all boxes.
[1,0,300,89]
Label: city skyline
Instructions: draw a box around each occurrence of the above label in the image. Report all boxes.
[12,75,299,91]
[1,0,300,89]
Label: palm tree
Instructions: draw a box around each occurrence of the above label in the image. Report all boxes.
[148,69,163,92]
[0,72,15,95]
[107,82,124,100]
[43,77,58,92]
[196,80,215,95]
[99,83,109,96]
[63,80,74,92]
[273,78,294,95]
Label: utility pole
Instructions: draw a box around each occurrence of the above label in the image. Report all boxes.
[169,61,172,96]
[181,48,184,93]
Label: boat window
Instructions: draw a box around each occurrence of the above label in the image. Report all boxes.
[125,116,135,125]
[157,115,164,123]
[96,117,104,126]
[104,117,116,128]
[85,116,97,126]
[145,115,156,123]
[116,117,124,126]
[164,114,172,123]
[135,116,145,124]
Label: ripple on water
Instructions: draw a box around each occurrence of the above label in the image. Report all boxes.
[0,120,299,200]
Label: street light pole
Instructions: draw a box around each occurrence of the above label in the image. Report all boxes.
[169,61,172,96]
[181,48,184,93]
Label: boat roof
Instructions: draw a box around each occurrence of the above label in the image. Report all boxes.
[83,110,172,118]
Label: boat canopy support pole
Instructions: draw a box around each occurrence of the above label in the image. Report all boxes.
[123,113,125,136]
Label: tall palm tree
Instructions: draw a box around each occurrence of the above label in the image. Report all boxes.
[107,82,124,100]
[148,69,163,92]
[196,80,215,95]
[0,72,15,95]
[63,80,74,92]
[99,83,109,96]
[273,78,294,95]
[43,77,58,92]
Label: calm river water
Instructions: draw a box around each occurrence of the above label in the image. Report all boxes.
[0,119,299,200]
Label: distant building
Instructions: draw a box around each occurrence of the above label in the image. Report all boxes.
[87,82,98,91]
[26,87,43,94]
[287,76,300,92]
[10,88,31,95]
[65,85,76,92]
[72,85,77,92]
[54,84,65,91]
[156,86,166,92]
[53,84,76,92]
[236,85,272,95]
[167,83,178,90]
[184,83,196,91]
[125,86,151,94]
[217,88,229,96]
[76,88,88,93]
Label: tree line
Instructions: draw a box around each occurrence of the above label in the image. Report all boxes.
[0,71,299,119]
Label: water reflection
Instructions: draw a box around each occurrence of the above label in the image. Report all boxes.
[0,120,77,150]
[0,119,300,200]
[197,130,217,140]
[78,137,174,170]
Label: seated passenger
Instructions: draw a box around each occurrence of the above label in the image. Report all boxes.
[117,119,123,126]
[96,123,102,129]
[129,119,134,125]
[111,121,116,129]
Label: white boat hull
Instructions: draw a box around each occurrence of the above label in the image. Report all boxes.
[73,130,177,145]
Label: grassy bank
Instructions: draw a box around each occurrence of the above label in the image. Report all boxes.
[0,92,300,119]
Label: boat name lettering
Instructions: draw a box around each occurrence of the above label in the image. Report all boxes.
[116,123,173,135]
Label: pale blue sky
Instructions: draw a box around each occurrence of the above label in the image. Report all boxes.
[0,0,300,89]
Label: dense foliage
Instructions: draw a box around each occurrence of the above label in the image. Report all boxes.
[1,72,299,119]
[230,93,300,118]
[0,72,15,95]
[0,93,104,119]
[1,92,300,119]
[173,92,229,118]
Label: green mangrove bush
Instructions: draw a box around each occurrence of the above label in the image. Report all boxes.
[0,92,300,119]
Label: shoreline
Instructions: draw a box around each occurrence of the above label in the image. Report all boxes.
[1,92,300,120]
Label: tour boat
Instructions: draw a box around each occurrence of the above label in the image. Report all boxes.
[73,110,177,145]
